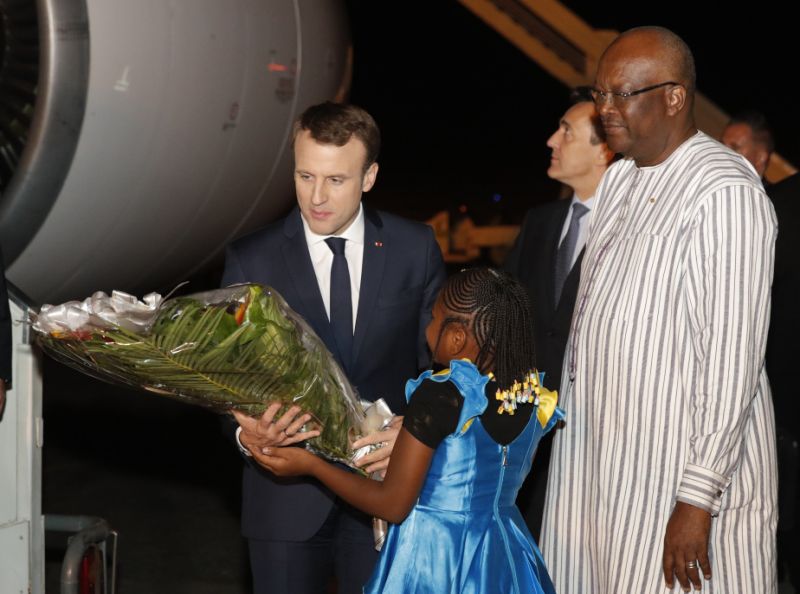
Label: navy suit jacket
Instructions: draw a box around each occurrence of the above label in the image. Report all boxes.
[504,198,585,537]
[222,206,445,541]
[767,174,800,438]
[504,199,583,393]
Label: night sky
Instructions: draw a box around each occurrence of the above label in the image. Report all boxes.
[343,2,798,224]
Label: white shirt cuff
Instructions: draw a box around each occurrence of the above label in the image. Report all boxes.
[675,463,730,516]
[235,426,253,458]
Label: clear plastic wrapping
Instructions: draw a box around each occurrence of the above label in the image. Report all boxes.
[32,284,366,465]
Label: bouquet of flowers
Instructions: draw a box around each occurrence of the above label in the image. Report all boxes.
[31,284,366,465]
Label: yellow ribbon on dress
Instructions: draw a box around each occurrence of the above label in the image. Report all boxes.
[535,385,558,429]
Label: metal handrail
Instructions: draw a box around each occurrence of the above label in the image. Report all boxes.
[45,514,116,594]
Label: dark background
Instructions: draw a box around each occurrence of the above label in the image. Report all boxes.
[42,3,797,593]
[345,1,797,223]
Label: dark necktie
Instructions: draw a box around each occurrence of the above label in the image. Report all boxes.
[554,202,590,305]
[325,237,353,372]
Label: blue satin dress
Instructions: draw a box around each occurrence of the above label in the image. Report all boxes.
[364,360,562,594]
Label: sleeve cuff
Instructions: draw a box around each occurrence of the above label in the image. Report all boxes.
[676,463,731,515]
[235,426,253,458]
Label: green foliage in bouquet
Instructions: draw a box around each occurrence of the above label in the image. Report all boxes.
[36,285,364,464]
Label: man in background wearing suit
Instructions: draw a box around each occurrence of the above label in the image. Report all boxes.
[223,102,445,594]
[721,110,774,184]
[766,173,799,589]
[505,88,614,540]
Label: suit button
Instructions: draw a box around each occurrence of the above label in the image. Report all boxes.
[547,331,556,337]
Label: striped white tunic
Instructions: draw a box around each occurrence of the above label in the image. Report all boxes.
[541,132,778,594]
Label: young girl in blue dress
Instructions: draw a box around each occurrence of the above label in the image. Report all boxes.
[255,268,561,593]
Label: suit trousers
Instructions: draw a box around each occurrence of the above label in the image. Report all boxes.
[248,499,378,594]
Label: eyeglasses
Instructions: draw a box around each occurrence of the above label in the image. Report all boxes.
[590,81,681,106]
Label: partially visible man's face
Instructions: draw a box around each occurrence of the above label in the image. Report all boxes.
[294,129,378,236]
[547,102,607,187]
[594,46,675,165]
[721,123,770,177]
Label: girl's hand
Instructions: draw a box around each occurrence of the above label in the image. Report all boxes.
[252,445,320,477]
[351,416,404,477]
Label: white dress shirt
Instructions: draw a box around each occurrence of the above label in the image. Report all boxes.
[557,195,595,270]
[235,205,365,455]
[301,204,364,331]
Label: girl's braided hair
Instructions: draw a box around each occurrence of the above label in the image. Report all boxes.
[439,268,535,389]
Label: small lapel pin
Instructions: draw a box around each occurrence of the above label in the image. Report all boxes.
[374,241,383,247]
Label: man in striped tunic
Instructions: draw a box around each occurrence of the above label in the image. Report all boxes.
[541,27,778,594]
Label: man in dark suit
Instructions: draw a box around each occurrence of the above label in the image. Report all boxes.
[223,102,445,594]
[721,110,774,184]
[766,173,799,588]
[505,88,614,540]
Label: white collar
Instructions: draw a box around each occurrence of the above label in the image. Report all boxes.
[301,203,365,247]
[570,194,595,211]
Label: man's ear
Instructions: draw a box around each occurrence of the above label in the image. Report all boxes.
[755,149,770,176]
[665,84,687,117]
[362,162,379,192]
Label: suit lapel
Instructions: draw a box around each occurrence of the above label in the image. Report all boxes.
[352,208,386,367]
[570,248,585,281]
[564,247,585,292]
[280,210,338,354]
